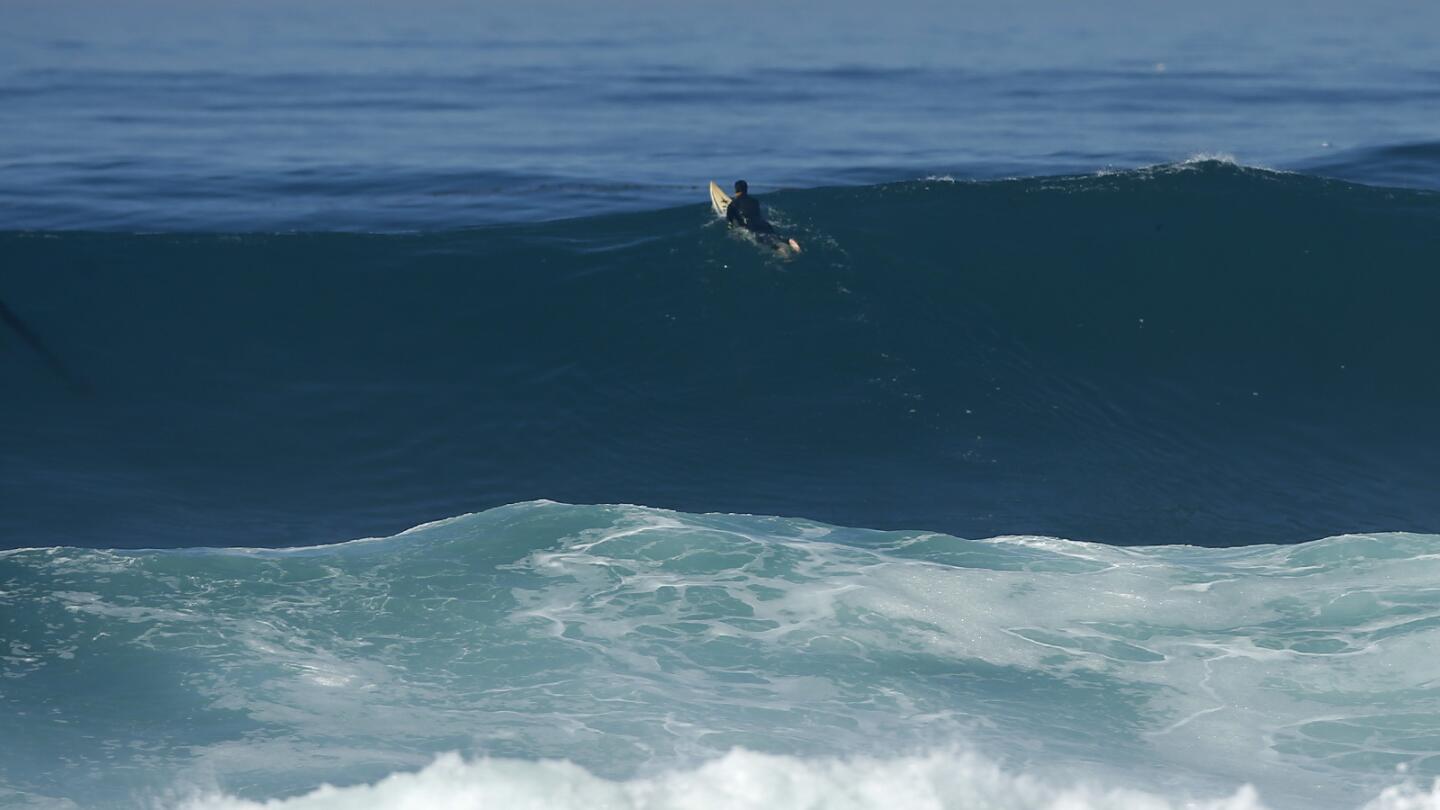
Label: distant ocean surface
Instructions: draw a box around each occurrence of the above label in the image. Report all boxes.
[3,1,1440,808]
[4,0,1440,229]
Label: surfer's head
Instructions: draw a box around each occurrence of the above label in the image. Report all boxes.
[734,180,748,195]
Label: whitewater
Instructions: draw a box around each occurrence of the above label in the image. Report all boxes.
[2,502,1438,809]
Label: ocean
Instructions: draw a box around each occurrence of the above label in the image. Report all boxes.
[3,1,1440,808]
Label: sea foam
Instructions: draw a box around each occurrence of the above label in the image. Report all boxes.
[3,502,1439,808]
[177,748,1440,810]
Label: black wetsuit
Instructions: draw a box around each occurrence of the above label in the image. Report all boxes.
[726,192,775,234]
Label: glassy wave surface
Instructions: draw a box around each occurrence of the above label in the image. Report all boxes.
[5,162,1440,548]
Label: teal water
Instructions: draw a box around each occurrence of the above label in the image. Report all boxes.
[4,501,1439,808]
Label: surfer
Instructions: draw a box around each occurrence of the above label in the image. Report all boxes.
[725,180,775,234]
[724,180,801,253]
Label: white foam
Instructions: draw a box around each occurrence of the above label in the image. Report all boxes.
[175,748,1278,810]
[1364,782,1440,810]
[10,504,1440,809]
[498,512,1440,806]
[1181,152,1241,166]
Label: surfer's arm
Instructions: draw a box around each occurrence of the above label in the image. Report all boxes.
[726,203,741,226]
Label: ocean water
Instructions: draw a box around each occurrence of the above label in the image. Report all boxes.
[6,503,1440,809]
[4,1,1440,808]
[5,0,1440,229]
[7,163,1440,549]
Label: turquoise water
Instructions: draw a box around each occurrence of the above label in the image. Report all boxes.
[4,502,1440,808]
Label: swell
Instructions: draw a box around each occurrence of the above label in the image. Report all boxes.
[1302,139,1440,192]
[3,162,1440,548]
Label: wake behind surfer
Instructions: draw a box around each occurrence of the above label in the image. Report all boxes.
[726,180,801,253]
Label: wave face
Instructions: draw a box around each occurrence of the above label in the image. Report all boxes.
[3,501,1439,808]
[5,163,1440,548]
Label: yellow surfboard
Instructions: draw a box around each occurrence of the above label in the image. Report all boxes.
[708,181,731,217]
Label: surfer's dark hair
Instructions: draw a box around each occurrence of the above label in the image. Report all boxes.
[734,180,748,194]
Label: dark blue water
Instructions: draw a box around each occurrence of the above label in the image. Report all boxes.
[3,0,1440,551]
[5,163,1440,551]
